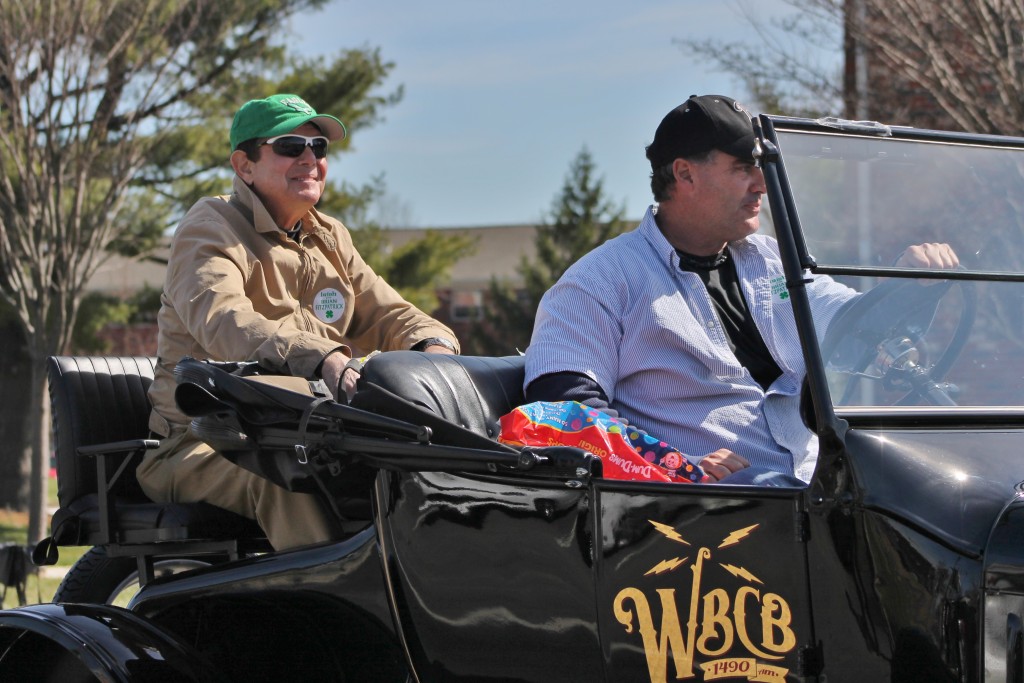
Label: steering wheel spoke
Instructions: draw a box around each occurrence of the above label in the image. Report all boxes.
[821,276,976,407]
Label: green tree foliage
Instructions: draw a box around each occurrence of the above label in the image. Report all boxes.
[318,175,478,315]
[72,285,163,354]
[72,294,134,354]
[0,0,402,539]
[379,229,478,314]
[469,148,632,355]
[306,172,474,315]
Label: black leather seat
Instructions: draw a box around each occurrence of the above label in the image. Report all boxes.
[35,356,268,583]
[350,352,600,483]
[351,351,526,449]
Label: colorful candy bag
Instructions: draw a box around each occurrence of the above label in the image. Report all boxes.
[498,401,707,483]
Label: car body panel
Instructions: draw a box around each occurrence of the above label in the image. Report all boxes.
[4,115,1024,682]
[0,603,221,682]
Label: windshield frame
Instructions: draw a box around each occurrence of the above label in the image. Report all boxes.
[758,114,1024,427]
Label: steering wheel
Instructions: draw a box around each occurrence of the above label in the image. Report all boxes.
[819,275,976,406]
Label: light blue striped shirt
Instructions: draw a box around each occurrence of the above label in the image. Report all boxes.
[525,206,856,481]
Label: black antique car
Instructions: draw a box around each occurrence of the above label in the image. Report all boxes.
[1,114,1023,682]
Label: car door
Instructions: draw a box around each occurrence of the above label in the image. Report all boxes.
[374,468,604,682]
[375,468,816,683]
[595,480,816,683]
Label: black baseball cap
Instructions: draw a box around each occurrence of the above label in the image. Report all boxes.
[645,94,756,167]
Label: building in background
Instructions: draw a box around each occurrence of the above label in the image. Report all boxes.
[85,223,540,356]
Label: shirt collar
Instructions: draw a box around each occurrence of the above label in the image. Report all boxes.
[639,205,679,268]
[231,175,282,234]
[640,204,753,270]
[230,175,330,242]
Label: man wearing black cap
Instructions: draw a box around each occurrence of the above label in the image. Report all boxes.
[138,94,460,549]
[523,95,958,484]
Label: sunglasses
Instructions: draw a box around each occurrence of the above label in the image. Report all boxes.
[263,134,330,159]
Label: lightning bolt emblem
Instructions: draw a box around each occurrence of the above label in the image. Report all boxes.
[719,563,763,584]
[718,523,759,548]
[645,556,688,576]
[649,520,690,545]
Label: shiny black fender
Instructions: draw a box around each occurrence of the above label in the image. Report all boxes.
[0,602,220,682]
[983,492,1024,682]
[128,525,408,681]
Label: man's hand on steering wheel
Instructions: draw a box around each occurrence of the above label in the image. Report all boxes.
[895,242,960,270]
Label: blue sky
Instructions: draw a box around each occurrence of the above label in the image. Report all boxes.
[292,0,841,228]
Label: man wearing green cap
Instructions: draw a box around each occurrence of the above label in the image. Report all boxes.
[138,94,460,550]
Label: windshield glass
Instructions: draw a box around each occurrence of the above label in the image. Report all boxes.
[773,127,1024,411]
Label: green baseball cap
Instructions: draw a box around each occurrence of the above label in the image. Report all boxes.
[229,94,347,151]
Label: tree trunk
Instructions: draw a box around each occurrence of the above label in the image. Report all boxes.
[0,317,29,508]
[25,356,50,545]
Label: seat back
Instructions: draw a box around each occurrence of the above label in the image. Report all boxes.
[354,352,525,444]
[48,356,157,509]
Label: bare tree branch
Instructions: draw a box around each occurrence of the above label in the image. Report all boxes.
[681,0,1024,135]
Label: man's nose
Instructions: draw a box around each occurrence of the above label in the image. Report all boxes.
[751,166,766,193]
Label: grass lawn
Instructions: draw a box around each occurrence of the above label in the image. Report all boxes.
[0,475,85,609]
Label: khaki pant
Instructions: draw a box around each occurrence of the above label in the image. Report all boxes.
[137,429,339,551]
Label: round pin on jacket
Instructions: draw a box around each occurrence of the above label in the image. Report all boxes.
[313,288,345,323]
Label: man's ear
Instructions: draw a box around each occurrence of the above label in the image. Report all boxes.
[673,158,695,189]
[230,150,254,184]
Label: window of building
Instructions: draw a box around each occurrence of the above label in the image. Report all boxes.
[450,290,484,321]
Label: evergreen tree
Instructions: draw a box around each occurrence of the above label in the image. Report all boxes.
[469,148,633,355]
[320,175,478,315]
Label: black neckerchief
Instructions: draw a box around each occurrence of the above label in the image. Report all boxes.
[676,248,728,271]
[676,246,782,390]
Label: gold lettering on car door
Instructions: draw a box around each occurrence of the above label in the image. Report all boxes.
[612,522,797,682]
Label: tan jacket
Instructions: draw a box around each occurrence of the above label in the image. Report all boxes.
[148,175,458,435]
